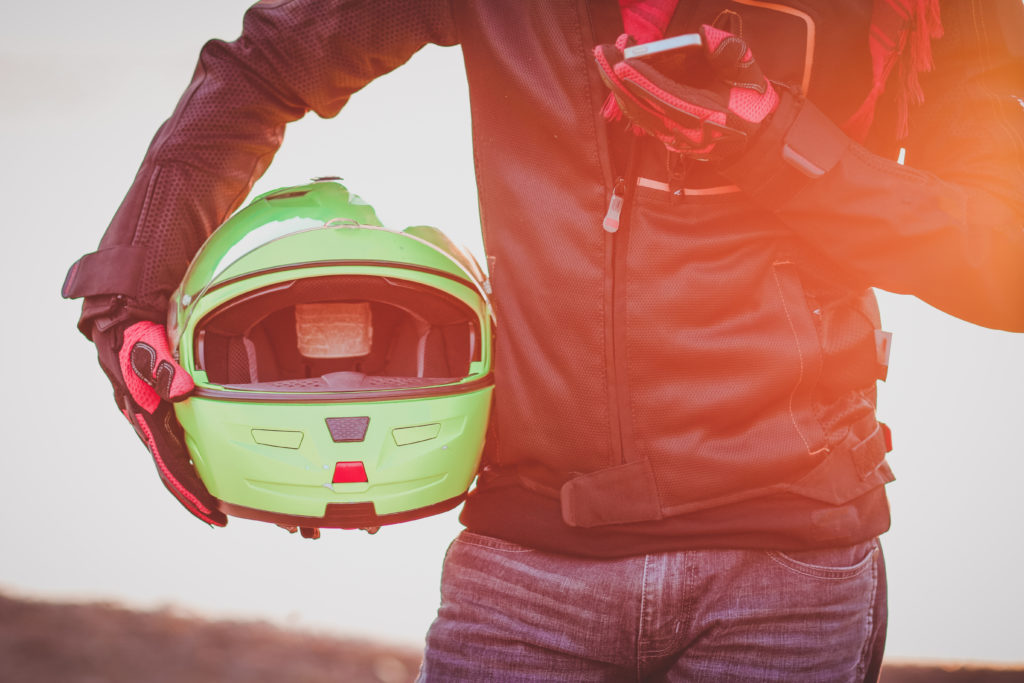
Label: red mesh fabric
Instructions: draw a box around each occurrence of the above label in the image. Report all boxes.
[601,1,680,122]
[728,85,779,124]
[615,63,721,123]
[615,61,727,149]
[700,24,734,53]
[618,0,680,44]
[701,24,758,81]
[699,24,778,126]
[601,20,777,155]
[119,321,194,413]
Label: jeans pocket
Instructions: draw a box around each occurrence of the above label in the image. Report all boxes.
[766,539,877,580]
[455,530,536,553]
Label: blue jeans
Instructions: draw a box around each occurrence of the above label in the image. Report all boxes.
[419,531,886,682]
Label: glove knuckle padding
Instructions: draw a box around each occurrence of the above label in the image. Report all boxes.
[708,35,748,70]
[119,321,194,410]
[129,341,159,383]
[130,342,180,402]
[120,349,160,414]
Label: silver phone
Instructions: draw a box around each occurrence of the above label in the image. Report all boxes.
[622,33,702,60]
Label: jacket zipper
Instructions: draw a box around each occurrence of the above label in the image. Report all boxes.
[602,138,639,466]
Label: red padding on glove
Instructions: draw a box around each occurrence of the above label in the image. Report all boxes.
[119,321,194,413]
[615,60,728,150]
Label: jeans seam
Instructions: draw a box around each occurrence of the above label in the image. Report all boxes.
[854,542,880,681]
[635,553,651,681]
[455,531,535,553]
[764,546,876,580]
[456,540,533,553]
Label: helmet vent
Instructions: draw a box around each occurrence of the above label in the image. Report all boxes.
[325,416,370,443]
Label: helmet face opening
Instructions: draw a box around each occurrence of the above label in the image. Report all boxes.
[195,274,482,395]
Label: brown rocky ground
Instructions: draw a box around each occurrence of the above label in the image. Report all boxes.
[2,592,1022,682]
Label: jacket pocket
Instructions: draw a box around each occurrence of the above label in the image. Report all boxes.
[768,259,829,458]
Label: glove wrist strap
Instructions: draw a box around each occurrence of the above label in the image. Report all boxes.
[721,89,850,208]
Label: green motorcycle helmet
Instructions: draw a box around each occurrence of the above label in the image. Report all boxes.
[167,179,494,535]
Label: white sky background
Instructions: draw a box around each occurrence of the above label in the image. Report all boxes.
[2,0,1022,666]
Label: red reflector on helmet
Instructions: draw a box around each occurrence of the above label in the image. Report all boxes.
[332,461,368,484]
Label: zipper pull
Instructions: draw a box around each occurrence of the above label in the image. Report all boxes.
[667,151,687,204]
[603,178,626,233]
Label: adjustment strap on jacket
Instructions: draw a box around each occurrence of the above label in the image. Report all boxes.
[788,416,894,506]
[875,330,893,381]
[560,460,663,527]
[722,90,850,209]
[61,246,147,300]
[780,101,849,179]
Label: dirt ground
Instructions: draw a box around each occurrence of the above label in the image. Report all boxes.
[2,592,1022,682]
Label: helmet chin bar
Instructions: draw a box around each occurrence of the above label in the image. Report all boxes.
[222,494,467,538]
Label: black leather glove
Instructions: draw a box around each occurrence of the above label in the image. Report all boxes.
[93,319,227,527]
[594,24,780,162]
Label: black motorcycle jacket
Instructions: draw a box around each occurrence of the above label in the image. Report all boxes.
[64,0,1024,555]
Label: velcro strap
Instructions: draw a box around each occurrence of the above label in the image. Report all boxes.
[560,460,662,527]
[879,422,893,452]
[781,101,849,178]
[875,330,893,381]
[851,422,891,480]
[62,246,147,300]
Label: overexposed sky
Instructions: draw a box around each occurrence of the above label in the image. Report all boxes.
[1,0,1022,666]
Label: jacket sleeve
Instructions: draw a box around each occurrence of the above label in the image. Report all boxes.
[63,0,458,337]
[722,0,1024,332]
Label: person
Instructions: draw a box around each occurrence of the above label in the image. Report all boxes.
[62,1,1024,680]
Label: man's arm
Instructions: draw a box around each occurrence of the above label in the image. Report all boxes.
[722,0,1024,332]
[64,0,458,336]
